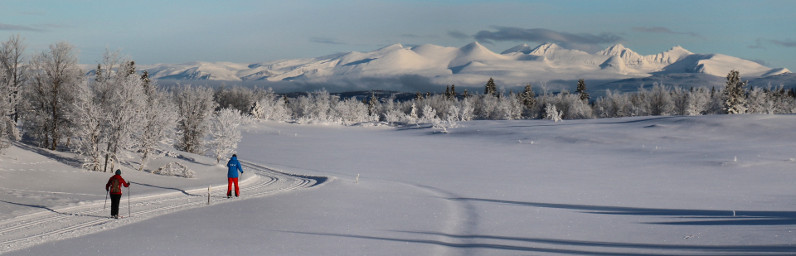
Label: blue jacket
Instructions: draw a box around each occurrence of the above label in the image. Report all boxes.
[227,156,244,178]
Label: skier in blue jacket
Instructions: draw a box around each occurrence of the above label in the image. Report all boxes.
[227,154,244,198]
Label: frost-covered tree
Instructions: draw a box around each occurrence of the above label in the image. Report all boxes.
[544,103,562,122]
[648,83,674,116]
[102,72,147,172]
[214,85,257,113]
[747,87,776,114]
[723,70,747,114]
[0,71,12,151]
[135,82,178,171]
[208,108,246,164]
[335,96,369,125]
[250,88,290,121]
[72,80,105,170]
[1,35,26,124]
[174,85,217,154]
[74,52,149,172]
[24,42,83,150]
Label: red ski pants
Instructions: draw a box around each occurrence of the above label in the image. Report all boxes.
[227,178,240,197]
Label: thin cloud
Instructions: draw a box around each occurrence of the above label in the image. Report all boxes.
[748,38,765,49]
[0,23,43,32]
[749,38,796,49]
[771,39,796,48]
[310,37,345,45]
[447,30,470,40]
[473,27,622,51]
[633,26,701,38]
[474,27,621,44]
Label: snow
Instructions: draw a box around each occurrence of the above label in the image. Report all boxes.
[139,42,790,90]
[3,115,796,255]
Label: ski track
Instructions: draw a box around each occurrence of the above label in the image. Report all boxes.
[0,161,325,254]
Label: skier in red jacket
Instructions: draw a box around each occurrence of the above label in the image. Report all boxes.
[105,169,130,219]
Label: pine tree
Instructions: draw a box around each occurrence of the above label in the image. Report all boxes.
[520,84,536,109]
[576,79,589,102]
[450,84,456,99]
[723,70,747,114]
[484,77,497,96]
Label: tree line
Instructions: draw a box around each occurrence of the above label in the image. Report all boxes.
[0,37,247,172]
[2,36,795,168]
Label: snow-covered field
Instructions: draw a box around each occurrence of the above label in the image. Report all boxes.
[2,115,796,255]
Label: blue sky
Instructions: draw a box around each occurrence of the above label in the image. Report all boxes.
[1,0,794,70]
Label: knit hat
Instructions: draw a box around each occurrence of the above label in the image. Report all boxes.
[115,169,121,175]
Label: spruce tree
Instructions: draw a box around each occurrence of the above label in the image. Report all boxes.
[576,79,589,102]
[723,70,747,114]
[520,84,536,110]
[484,77,497,96]
[450,84,456,99]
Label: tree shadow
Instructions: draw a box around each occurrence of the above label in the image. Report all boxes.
[0,200,108,219]
[450,197,796,225]
[129,181,199,197]
[13,142,83,169]
[284,230,796,255]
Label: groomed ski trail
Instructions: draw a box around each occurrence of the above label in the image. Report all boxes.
[0,161,326,254]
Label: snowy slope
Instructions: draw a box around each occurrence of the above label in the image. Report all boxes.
[3,115,796,255]
[140,42,790,90]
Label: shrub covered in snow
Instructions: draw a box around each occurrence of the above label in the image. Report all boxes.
[154,162,195,178]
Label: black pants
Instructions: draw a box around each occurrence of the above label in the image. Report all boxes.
[110,194,122,216]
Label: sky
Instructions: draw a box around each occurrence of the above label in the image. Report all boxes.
[1,0,795,70]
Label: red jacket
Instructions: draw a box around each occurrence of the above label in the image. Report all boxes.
[106,175,130,195]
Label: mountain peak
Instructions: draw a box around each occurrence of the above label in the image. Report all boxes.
[501,43,533,55]
[376,43,405,52]
[529,42,561,56]
[598,44,641,58]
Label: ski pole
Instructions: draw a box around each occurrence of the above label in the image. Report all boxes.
[104,189,108,210]
[127,185,131,218]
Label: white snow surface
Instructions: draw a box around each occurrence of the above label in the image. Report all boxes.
[2,115,796,255]
[141,42,790,88]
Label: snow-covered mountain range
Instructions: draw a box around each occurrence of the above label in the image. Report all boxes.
[140,42,791,91]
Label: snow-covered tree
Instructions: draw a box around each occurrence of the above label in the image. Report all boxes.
[24,42,83,150]
[250,88,290,121]
[71,79,106,171]
[208,108,246,164]
[459,97,474,121]
[334,96,369,125]
[1,35,26,124]
[746,87,776,114]
[102,74,147,172]
[0,71,11,151]
[544,103,562,122]
[174,85,217,154]
[723,70,747,114]
[134,82,178,171]
[685,87,711,116]
[647,83,674,116]
[214,85,257,113]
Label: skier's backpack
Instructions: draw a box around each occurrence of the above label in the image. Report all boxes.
[110,178,122,194]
